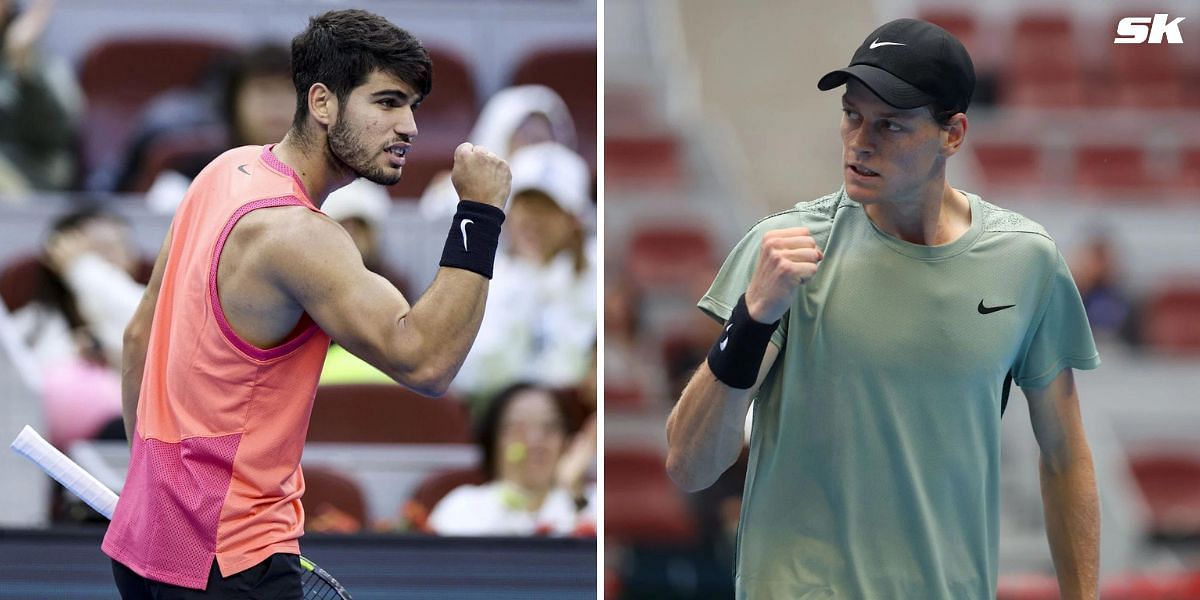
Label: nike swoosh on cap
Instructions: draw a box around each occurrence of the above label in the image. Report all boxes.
[869,39,906,49]
[460,219,474,252]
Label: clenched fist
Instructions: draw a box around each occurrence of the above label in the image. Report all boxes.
[745,227,823,323]
[451,143,512,210]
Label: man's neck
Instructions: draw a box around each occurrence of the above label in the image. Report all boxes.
[862,182,971,246]
[271,130,355,208]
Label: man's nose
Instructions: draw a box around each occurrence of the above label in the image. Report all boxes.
[396,108,418,139]
[850,125,874,156]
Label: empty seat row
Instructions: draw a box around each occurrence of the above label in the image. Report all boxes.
[973,143,1200,194]
[922,9,1200,108]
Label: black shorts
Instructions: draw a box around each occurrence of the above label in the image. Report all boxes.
[112,553,302,599]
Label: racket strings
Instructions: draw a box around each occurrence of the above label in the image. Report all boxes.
[301,564,351,599]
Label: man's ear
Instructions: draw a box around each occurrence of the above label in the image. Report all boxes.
[941,112,968,158]
[307,83,338,128]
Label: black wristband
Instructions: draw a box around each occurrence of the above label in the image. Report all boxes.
[706,294,779,389]
[439,200,505,279]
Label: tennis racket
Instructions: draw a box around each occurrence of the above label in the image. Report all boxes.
[10,425,352,599]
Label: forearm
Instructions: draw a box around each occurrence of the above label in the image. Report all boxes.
[665,362,755,492]
[120,327,149,444]
[1039,448,1100,599]
[385,267,488,395]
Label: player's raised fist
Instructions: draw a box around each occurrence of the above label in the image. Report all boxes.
[451,143,512,210]
[745,227,823,323]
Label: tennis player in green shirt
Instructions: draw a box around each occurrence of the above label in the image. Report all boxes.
[666,18,1101,600]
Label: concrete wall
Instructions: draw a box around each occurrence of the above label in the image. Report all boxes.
[674,1,877,214]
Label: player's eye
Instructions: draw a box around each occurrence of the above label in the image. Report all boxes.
[882,120,901,132]
[842,108,860,121]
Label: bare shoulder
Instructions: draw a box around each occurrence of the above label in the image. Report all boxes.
[235,206,351,263]
[232,205,362,299]
[236,205,340,246]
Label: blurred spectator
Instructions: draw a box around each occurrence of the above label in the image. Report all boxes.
[318,179,410,385]
[428,383,595,537]
[419,84,576,222]
[0,0,82,193]
[113,43,293,207]
[12,208,142,367]
[604,277,667,406]
[219,43,293,148]
[9,207,143,448]
[1071,230,1139,345]
[450,142,595,400]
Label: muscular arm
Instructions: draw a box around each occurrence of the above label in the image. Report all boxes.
[667,227,820,492]
[666,342,779,492]
[1024,368,1099,600]
[122,228,172,443]
[267,210,487,397]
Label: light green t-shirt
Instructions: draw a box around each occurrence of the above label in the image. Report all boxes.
[699,189,1100,600]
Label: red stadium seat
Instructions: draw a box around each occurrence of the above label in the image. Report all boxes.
[1129,454,1200,537]
[1141,284,1200,353]
[126,126,228,193]
[1107,40,1186,108]
[604,85,657,135]
[995,574,1059,600]
[307,384,471,444]
[605,449,696,545]
[604,135,683,185]
[1186,67,1200,111]
[302,464,368,533]
[78,36,236,181]
[1172,147,1200,190]
[1101,575,1164,599]
[386,46,477,200]
[1101,571,1200,599]
[625,225,716,290]
[603,380,647,413]
[604,566,621,600]
[1003,13,1085,107]
[510,43,597,171]
[402,467,487,532]
[973,143,1042,188]
[0,254,43,312]
[1074,145,1157,194]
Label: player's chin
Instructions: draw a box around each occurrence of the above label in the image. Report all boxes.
[843,179,881,204]
[362,165,402,187]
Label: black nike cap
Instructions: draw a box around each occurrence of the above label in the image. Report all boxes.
[817,18,975,114]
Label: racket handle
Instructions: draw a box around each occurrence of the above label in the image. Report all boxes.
[10,425,119,519]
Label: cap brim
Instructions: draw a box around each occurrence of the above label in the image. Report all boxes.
[817,64,935,109]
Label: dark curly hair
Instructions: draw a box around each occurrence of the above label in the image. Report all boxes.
[289,9,433,130]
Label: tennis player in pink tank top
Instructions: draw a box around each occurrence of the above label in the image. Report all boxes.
[102,10,512,599]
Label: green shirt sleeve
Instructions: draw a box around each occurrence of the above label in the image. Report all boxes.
[1012,249,1101,388]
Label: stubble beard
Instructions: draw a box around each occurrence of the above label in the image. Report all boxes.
[326,115,402,187]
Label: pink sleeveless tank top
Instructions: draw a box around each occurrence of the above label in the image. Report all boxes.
[102,145,331,589]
